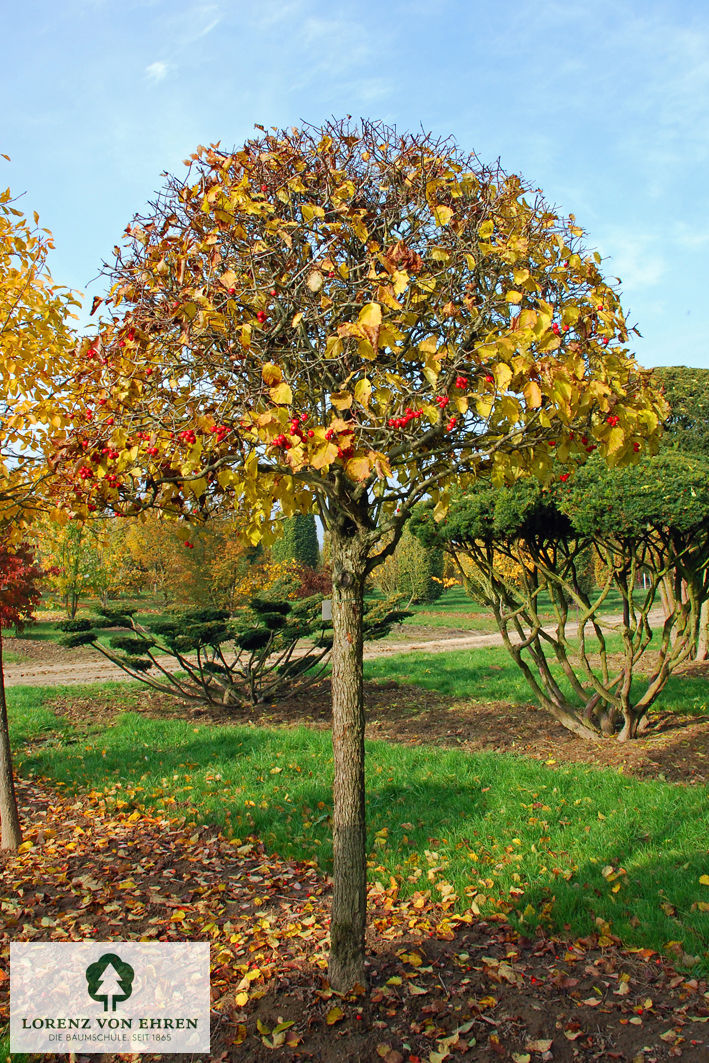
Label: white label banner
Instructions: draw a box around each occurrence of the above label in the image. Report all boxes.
[11,942,210,1054]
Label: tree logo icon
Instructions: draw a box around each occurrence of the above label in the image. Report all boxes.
[85,953,135,1011]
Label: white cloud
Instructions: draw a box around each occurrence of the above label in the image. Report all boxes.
[596,230,666,293]
[145,60,169,83]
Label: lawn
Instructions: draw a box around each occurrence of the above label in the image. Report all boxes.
[8,680,709,975]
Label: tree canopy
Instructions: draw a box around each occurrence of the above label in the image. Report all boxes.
[48,119,666,990]
[653,365,709,457]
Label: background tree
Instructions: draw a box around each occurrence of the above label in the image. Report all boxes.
[395,525,444,603]
[271,513,320,568]
[51,121,665,989]
[0,544,44,848]
[417,452,709,740]
[654,366,709,457]
[654,365,709,656]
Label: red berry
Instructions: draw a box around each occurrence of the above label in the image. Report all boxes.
[485,374,494,383]
[260,184,268,192]
[270,288,277,296]
[256,310,267,323]
[560,473,570,482]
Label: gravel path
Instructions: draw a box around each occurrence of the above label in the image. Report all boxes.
[3,609,665,689]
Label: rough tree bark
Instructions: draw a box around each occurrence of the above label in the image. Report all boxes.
[0,631,22,849]
[327,520,368,993]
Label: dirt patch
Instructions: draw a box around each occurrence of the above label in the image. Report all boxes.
[47,678,709,786]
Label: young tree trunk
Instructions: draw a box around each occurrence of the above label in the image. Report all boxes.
[0,631,22,849]
[327,524,368,993]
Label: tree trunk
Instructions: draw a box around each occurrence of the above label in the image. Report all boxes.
[327,525,368,993]
[0,630,22,849]
[695,599,709,662]
[618,708,642,742]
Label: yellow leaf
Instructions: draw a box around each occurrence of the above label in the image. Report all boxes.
[326,1006,344,1025]
[262,362,282,385]
[505,291,523,304]
[345,455,373,482]
[700,875,709,886]
[330,390,353,410]
[325,336,343,359]
[234,1024,247,1045]
[479,220,494,239]
[606,426,625,455]
[307,271,323,292]
[354,378,372,408]
[235,992,249,1007]
[291,312,304,327]
[433,204,453,226]
[358,302,382,328]
[524,381,542,408]
[526,1039,553,1053]
[269,382,292,405]
[171,909,186,922]
[17,841,34,853]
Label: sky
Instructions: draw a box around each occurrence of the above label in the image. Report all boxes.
[3,0,708,370]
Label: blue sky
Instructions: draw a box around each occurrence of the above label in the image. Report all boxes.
[4,0,708,369]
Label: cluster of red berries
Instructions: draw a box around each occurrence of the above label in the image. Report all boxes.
[388,408,423,429]
[184,541,195,550]
[272,434,291,450]
[337,446,354,459]
[135,431,152,441]
[145,446,159,457]
[633,442,641,452]
[178,429,197,445]
[256,310,267,323]
[101,447,120,459]
[78,466,93,480]
[552,323,571,336]
[446,416,457,432]
[455,375,468,388]
[105,473,121,487]
[606,414,620,427]
[209,425,230,442]
[484,374,494,383]
[435,395,450,409]
[560,473,570,483]
[288,414,309,442]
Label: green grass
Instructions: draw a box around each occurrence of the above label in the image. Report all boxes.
[365,641,709,718]
[8,683,709,974]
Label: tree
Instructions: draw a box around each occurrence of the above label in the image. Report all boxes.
[416,452,709,741]
[396,525,444,603]
[653,366,709,658]
[50,120,665,989]
[0,163,79,526]
[0,544,44,848]
[271,513,320,568]
[654,366,709,457]
[0,163,78,849]
[60,595,408,708]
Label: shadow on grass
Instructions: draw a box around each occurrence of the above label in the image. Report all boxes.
[13,698,709,974]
